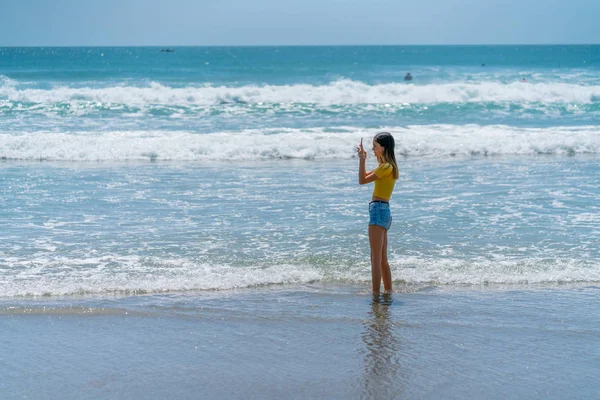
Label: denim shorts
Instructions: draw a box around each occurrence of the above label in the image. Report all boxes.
[369,201,392,230]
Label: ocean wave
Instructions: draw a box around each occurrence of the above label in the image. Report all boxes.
[1,255,598,298]
[1,125,600,161]
[1,79,600,106]
[0,75,16,87]
[0,256,322,297]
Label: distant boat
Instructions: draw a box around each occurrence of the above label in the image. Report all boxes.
[160,49,175,53]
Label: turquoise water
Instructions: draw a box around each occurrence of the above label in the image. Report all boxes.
[2,46,600,294]
[2,46,600,135]
[1,46,600,398]
[2,157,600,296]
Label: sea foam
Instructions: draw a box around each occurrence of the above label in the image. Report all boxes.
[1,125,600,161]
[2,80,599,106]
[1,254,598,297]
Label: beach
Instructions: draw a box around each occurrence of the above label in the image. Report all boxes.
[1,45,600,398]
[3,284,599,399]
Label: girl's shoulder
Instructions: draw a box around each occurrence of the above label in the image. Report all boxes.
[374,162,393,177]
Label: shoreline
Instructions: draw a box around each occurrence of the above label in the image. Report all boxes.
[3,284,598,399]
[0,281,600,308]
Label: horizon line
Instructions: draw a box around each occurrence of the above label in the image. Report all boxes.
[1,43,600,48]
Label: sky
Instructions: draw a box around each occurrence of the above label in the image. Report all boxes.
[1,0,599,46]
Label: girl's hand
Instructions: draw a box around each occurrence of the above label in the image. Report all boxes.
[357,138,367,160]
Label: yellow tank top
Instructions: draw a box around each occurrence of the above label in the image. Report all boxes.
[372,162,396,200]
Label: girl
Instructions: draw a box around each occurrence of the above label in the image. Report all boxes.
[357,132,399,295]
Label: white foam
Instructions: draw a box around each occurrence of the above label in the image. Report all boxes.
[0,255,322,297]
[1,255,598,297]
[394,257,600,285]
[1,79,599,106]
[0,75,17,87]
[2,125,600,161]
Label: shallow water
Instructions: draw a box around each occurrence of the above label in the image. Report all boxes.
[2,45,600,398]
[2,157,600,298]
[2,285,599,399]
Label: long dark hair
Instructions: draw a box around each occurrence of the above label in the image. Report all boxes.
[374,132,399,179]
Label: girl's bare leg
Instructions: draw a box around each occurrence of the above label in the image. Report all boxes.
[381,229,392,293]
[369,225,386,295]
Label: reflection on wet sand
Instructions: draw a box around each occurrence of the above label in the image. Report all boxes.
[361,293,404,399]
